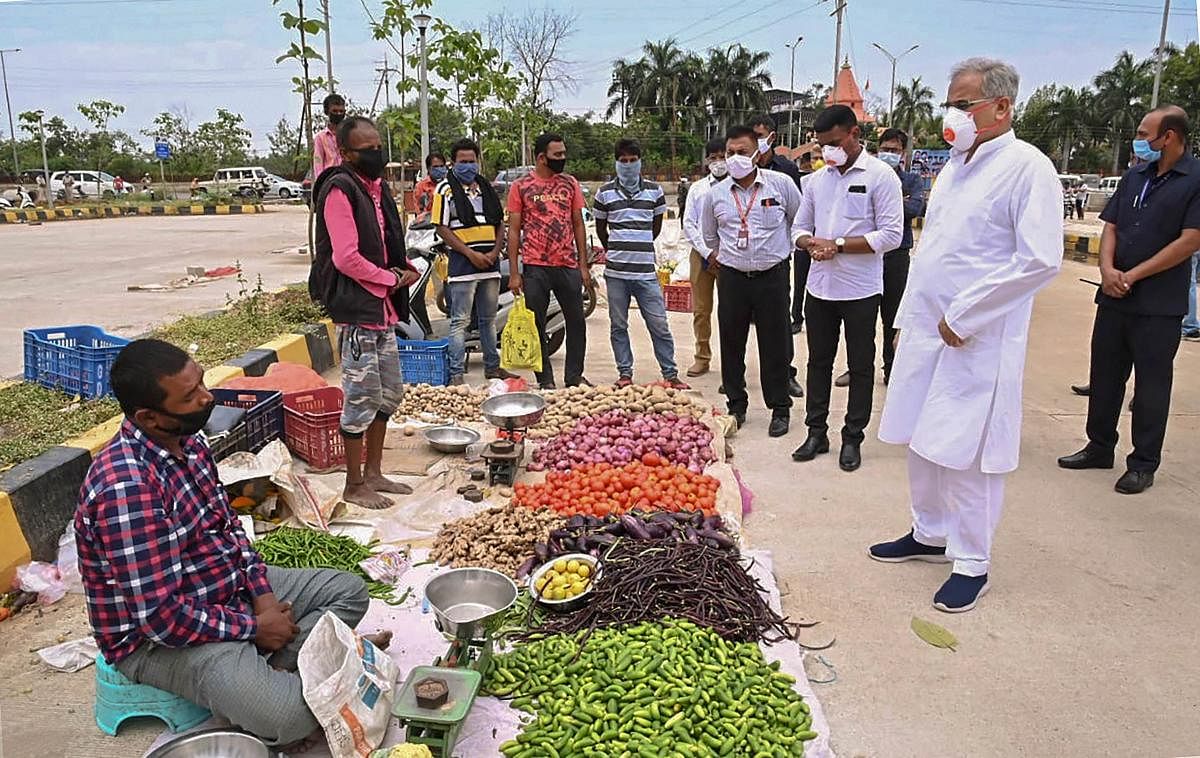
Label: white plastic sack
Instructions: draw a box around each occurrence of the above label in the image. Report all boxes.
[299,611,399,758]
[37,636,100,672]
[17,561,66,606]
[56,526,84,594]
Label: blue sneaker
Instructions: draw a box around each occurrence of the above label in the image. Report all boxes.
[868,531,949,564]
[933,573,990,613]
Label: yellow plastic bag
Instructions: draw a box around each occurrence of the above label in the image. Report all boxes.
[501,295,542,373]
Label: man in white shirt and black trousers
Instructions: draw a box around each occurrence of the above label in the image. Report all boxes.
[792,105,904,471]
[700,125,803,437]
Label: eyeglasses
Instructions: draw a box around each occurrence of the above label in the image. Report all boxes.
[939,98,995,111]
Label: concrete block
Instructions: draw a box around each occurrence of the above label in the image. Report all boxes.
[0,446,93,561]
[0,492,32,591]
[259,333,310,368]
[64,413,124,456]
[298,323,335,374]
[204,364,245,388]
[223,348,277,377]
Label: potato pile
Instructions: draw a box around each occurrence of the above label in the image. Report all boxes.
[431,504,564,578]
[530,384,704,439]
[393,383,488,424]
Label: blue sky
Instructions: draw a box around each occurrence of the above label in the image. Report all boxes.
[0,0,1196,152]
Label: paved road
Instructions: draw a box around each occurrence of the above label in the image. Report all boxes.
[0,206,312,378]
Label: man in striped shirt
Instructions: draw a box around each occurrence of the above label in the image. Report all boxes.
[593,138,687,388]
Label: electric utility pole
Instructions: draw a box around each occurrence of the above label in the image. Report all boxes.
[871,42,919,126]
[786,37,803,147]
[1150,0,1171,108]
[0,48,20,178]
[321,0,334,93]
[830,1,846,104]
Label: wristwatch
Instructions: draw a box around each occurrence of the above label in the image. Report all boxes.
[835,237,846,254]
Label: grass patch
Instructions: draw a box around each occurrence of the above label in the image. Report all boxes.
[151,283,326,368]
[0,383,121,469]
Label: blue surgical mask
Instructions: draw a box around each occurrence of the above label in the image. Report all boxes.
[452,162,478,184]
[615,159,642,189]
[878,151,903,169]
[1132,138,1161,163]
[430,165,448,181]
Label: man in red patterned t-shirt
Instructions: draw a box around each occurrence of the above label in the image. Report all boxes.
[506,132,593,388]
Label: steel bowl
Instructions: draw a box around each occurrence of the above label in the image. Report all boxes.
[480,392,546,430]
[146,728,276,758]
[528,553,600,612]
[424,567,518,640]
[422,425,481,454]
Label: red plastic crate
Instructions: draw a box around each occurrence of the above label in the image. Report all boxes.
[662,282,693,313]
[282,386,345,468]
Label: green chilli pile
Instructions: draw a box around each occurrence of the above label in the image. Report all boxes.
[252,527,400,603]
[485,618,817,757]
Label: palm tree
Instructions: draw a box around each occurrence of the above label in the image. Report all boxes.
[892,77,934,140]
[1045,85,1093,172]
[1093,51,1150,172]
[606,58,649,123]
[706,44,772,134]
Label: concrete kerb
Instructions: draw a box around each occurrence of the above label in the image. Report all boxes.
[0,204,266,224]
[0,318,339,565]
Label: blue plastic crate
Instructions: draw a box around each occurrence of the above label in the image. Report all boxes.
[397,337,450,386]
[23,325,130,399]
[211,388,284,453]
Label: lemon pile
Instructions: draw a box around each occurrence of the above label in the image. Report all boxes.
[534,558,593,601]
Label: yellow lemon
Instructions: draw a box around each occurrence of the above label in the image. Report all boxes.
[566,559,581,574]
[577,564,591,578]
[553,559,568,573]
[534,576,548,592]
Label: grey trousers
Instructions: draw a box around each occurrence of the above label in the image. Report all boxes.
[116,567,370,746]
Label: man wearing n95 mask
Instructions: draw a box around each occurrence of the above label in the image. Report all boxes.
[871,58,1063,613]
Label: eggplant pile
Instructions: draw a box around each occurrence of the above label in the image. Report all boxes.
[516,510,735,579]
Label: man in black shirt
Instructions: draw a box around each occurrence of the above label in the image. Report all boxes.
[1058,106,1200,494]
[750,113,805,399]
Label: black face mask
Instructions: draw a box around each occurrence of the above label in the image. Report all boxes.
[350,148,386,180]
[328,112,345,126]
[157,401,216,437]
[546,157,567,174]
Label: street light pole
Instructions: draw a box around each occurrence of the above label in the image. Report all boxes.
[0,48,21,179]
[786,37,803,147]
[414,13,431,176]
[36,110,52,209]
[321,0,334,93]
[830,1,846,103]
[871,42,919,126]
[1150,0,1171,108]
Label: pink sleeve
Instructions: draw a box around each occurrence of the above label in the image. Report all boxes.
[323,187,400,291]
[506,181,523,213]
[313,137,328,178]
[570,178,585,213]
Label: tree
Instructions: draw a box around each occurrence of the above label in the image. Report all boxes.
[378,99,467,162]
[1160,42,1200,139]
[1043,86,1093,172]
[193,109,252,167]
[486,6,579,110]
[77,99,125,196]
[892,77,934,141]
[272,0,327,163]
[264,116,307,177]
[704,45,772,134]
[1093,51,1150,172]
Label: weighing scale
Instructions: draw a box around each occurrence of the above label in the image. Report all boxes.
[479,393,546,487]
[394,568,517,757]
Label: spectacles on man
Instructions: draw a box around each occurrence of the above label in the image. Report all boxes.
[939,98,995,111]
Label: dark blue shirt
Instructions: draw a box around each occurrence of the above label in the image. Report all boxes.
[896,168,924,251]
[767,153,806,193]
[1098,152,1200,317]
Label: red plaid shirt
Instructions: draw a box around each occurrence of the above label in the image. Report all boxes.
[75,420,272,664]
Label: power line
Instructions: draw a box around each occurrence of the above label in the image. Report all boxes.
[955,0,1194,15]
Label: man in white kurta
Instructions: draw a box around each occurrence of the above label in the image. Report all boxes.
[872,58,1063,613]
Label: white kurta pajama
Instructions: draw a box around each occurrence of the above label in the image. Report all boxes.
[878,130,1063,576]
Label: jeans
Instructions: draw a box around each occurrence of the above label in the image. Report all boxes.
[607,276,678,379]
[1184,252,1199,333]
[447,277,500,376]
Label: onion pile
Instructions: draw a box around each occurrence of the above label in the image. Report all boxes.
[528,409,716,473]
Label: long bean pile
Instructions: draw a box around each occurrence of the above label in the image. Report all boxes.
[253,527,400,603]
[518,540,797,644]
[486,618,817,757]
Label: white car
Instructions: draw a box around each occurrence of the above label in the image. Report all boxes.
[195,166,272,198]
[50,170,134,200]
[263,174,303,200]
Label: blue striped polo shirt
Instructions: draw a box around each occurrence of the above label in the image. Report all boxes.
[592,179,666,280]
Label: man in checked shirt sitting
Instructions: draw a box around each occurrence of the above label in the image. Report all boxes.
[75,339,392,747]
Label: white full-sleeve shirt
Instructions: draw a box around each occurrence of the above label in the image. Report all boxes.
[682,173,719,255]
[879,130,1064,474]
[792,150,904,301]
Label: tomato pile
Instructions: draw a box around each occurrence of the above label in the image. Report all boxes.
[513,454,720,517]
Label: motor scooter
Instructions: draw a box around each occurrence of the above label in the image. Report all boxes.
[0,186,36,209]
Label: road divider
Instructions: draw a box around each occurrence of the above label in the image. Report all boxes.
[0,204,266,224]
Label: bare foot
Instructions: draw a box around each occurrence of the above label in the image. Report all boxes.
[343,481,394,509]
[364,473,413,495]
[363,631,393,650]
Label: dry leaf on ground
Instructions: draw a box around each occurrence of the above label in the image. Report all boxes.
[911,616,958,652]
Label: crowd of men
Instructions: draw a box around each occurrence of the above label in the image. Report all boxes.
[63,55,1198,751]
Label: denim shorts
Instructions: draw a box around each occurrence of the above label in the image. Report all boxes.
[337,326,403,436]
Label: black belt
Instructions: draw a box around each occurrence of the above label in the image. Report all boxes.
[726,259,788,278]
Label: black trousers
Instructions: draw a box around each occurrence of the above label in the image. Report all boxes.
[717,261,793,417]
[805,293,880,444]
[522,264,586,386]
[1085,305,1181,473]
[791,251,811,327]
[881,249,911,380]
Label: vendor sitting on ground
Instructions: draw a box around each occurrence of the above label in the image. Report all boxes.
[75,339,391,747]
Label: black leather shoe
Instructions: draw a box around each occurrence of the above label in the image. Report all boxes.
[787,378,804,398]
[1115,470,1154,494]
[768,416,789,437]
[718,384,725,395]
[791,433,829,461]
[839,442,862,471]
[1070,383,1090,396]
[732,412,746,429]
[1057,447,1114,470]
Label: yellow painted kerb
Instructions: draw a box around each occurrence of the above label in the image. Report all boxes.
[64,413,124,455]
[260,333,311,367]
[0,492,32,592]
[204,364,245,388]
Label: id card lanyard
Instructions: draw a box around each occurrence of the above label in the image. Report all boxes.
[731,184,761,249]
